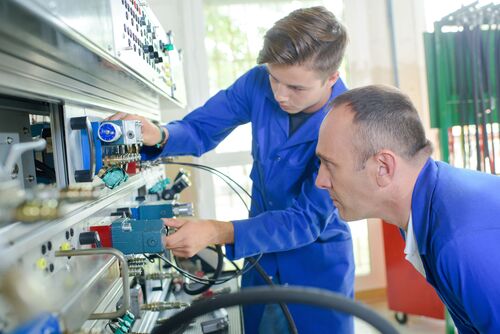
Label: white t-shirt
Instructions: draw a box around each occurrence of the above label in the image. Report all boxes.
[404,213,426,278]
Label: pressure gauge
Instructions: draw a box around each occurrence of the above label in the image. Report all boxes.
[98,122,122,142]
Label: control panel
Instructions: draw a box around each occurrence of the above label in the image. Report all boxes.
[23,0,186,106]
[112,0,186,102]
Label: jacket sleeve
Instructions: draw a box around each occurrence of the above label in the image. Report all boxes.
[225,159,347,259]
[141,68,257,160]
[437,233,500,334]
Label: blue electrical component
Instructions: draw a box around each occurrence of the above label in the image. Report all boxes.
[10,313,61,334]
[111,218,166,255]
[137,202,175,219]
[98,122,122,143]
[71,117,143,182]
[92,120,142,146]
[130,201,194,220]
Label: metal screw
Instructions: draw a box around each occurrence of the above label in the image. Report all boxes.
[11,164,19,179]
[22,127,29,135]
[6,137,13,144]
[26,175,35,182]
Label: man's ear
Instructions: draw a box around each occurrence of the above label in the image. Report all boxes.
[374,150,396,187]
[326,71,340,87]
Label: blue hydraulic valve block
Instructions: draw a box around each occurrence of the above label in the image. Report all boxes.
[111,218,167,255]
[131,201,194,220]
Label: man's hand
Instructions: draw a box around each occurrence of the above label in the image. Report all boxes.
[163,218,234,258]
[107,112,168,146]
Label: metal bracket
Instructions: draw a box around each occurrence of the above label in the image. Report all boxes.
[55,247,130,320]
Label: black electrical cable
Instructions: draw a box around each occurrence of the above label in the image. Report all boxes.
[481,14,496,173]
[160,160,251,211]
[455,28,469,168]
[246,257,298,334]
[201,247,298,333]
[182,245,224,295]
[157,252,263,285]
[475,22,492,172]
[161,160,252,198]
[207,246,241,273]
[34,160,56,179]
[160,159,298,332]
[151,286,400,334]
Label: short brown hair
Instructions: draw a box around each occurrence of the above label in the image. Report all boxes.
[257,6,348,76]
[330,85,432,168]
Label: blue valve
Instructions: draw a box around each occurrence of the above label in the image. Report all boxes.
[98,122,122,142]
[111,218,166,254]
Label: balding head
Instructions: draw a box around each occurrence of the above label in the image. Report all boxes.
[326,85,432,169]
[316,85,432,225]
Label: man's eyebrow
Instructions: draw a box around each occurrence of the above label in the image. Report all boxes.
[288,84,307,90]
[317,152,336,165]
[267,70,307,90]
[265,68,275,78]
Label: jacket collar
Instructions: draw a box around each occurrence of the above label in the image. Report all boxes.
[411,158,438,255]
[266,78,347,149]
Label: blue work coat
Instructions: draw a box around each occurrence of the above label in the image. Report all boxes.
[143,66,354,333]
[412,158,500,333]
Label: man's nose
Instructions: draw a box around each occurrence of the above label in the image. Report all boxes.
[315,164,330,189]
[274,84,289,102]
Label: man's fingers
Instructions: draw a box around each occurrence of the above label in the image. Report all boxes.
[171,247,197,258]
[163,218,187,228]
[106,112,128,121]
[165,239,197,258]
[164,231,184,248]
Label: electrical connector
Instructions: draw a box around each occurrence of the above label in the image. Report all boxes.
[78,231,102,247]
[140,301,189,311]
[161,170,191,200]
[144,272,181,280]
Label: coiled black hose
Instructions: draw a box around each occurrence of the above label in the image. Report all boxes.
[151,286,399,334]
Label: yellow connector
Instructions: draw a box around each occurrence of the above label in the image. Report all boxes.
[36,257,47,270]
[59,242,72,251]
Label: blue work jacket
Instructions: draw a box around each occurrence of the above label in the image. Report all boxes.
[412,158,500,333]
[143,66,354,333]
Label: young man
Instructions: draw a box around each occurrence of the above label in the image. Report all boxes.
[112,7,354,333]
[316,85,500,334]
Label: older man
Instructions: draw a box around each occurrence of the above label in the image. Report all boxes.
[316,85,500,334]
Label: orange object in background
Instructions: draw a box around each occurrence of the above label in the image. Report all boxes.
[382,222,445,323]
